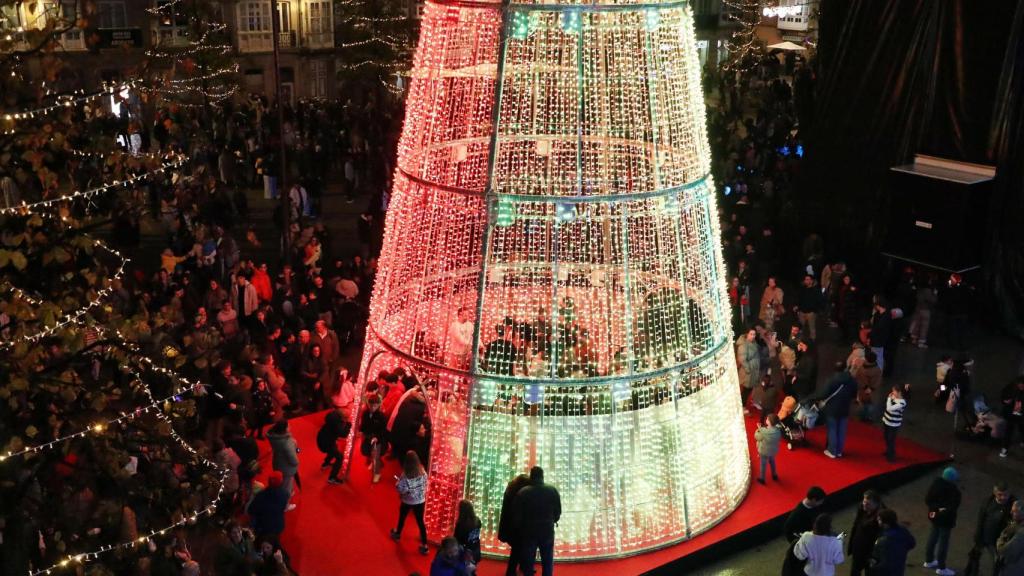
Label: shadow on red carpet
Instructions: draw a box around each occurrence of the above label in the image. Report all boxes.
[252,413,946,576]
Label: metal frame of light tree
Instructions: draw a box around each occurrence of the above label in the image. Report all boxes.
[343,0,750,560]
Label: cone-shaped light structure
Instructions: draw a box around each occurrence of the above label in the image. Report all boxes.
[344,0,750,560]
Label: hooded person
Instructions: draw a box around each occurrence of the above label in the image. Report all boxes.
[924,467,962,575]
[247,471,290,541]
[317,406,352,484]
[267,420,300,509]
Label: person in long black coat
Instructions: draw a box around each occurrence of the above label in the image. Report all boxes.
[390,390,430,466]
[792,340,818,400]
[498,474,531,576]
[782,486,827,576]
[847,490,884,576]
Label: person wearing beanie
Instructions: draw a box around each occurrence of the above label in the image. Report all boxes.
[247,471,289,544]
[923,467,962,576]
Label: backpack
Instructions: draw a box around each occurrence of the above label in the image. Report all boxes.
[316,413,351,453]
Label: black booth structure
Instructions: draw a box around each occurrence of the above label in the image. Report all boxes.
[883,155,995,275]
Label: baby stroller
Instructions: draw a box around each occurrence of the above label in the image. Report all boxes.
[777,395,809,450]
[964,394,1005,442]
[779,417,806,450]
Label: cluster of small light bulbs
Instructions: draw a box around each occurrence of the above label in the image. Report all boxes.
[348,0,748,561]
[0,137,226,573]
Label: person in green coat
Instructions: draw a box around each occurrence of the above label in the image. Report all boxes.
[755,414,782,484]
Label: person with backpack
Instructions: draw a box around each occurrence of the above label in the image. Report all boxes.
[317,405,351,485]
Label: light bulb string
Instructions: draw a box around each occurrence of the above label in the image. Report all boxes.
[0,154,189,215]
[22,333,226,576]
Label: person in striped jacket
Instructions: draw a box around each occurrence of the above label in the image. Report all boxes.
[882,385,908,462]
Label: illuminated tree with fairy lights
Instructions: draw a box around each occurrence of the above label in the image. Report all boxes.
[344,0,750,560]
[0,3,227,574]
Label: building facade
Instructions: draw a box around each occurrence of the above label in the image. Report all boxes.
[1,0,338,102]
[221,0,336,102]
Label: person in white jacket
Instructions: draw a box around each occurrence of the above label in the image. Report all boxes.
[794,513,845,576]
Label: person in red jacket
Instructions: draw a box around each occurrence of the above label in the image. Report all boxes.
[381,373,405,417]
[251,262,274,303]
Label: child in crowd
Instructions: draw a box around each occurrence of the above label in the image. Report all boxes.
[360,395,388,483]
[755,414,782,484]
[882,385,907,461]
[453,499,482,564]
[429,536,475,576]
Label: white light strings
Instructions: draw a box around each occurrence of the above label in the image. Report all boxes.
[2,81,141,124]
[25,361,226,576]
[0,155,190,216]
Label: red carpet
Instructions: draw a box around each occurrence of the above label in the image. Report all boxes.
[252,413,945,576]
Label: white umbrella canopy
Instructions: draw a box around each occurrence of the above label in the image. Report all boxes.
[767,41,807,51]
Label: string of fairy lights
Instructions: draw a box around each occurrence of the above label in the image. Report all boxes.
[2,81,142,124]
[1,204,228,576]
[0,198,229,574]
[1,25,227,566]
[360,0,749,560]
[20,358,227,576]
[0,154,189,216]
[722,0,766,71]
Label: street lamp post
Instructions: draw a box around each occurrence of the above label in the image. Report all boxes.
[270,0,290,258]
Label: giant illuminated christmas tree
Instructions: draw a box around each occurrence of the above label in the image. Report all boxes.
[344,0,749,560]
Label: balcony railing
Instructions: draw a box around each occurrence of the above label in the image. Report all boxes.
[304,30,331,49]
[237,29,331,52]
[238,30,273,52]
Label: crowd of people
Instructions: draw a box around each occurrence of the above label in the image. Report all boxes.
[777,475,1024,576]
[5,27,1024,576]
[708,49,1024,576]
[0,78,407,574]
